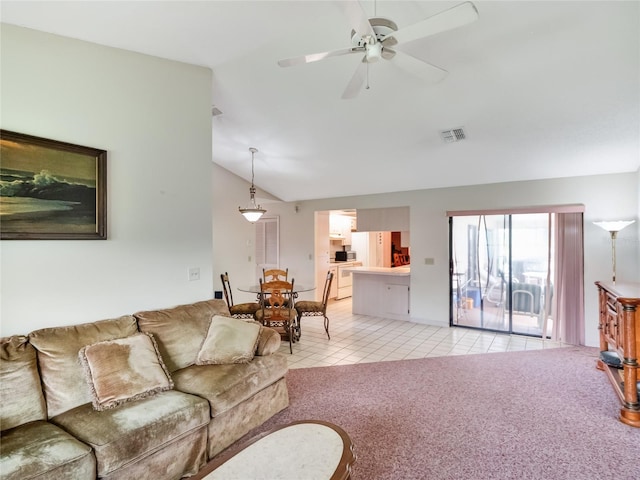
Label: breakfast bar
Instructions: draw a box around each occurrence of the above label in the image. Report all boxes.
[343,266,411,321]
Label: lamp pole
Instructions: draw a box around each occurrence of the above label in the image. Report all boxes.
[609,230,618,284]
[593,220,636,285]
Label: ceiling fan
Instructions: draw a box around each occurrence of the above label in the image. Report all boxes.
[277,1,479,99]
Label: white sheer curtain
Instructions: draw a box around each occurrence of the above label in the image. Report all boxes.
[551,212,584,345]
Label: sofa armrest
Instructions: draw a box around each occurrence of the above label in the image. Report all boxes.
[255,326,281,356]
[1,336,48,430]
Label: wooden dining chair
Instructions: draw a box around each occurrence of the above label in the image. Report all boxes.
[295,271,334,340]
[263,268,290,305]
[255,278,297,353]
[263,268,288,282]
[220,272,260,319]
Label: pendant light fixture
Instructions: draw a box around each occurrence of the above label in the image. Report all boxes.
[238,147,266,222]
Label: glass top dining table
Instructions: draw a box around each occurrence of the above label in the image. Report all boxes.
[237,284,315,294]
[237,284,315,343]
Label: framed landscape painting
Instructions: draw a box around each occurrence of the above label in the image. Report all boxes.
[0,130,107,239]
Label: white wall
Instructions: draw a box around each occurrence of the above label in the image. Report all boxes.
[1,25,214,336]
[216,171,639,348]
[3,26,637,348]
[212,162,312,305]
[212,162,262,304]
[637,168,640,239]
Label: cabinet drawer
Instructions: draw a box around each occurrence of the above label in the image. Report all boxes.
[604,309,619,348]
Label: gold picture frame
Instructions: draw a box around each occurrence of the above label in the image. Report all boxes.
[0,130,107,239]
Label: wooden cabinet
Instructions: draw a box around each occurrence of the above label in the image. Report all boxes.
[595,281,640,427]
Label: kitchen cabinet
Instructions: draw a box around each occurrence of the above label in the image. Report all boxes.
[329,214,353,246]
[384,284,410,317]
[338,228,352,246]
[355,207,409,232]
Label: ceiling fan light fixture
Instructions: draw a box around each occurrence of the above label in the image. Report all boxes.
[238,147,266,223]
[277,1,478,99]
[365,42,382,62]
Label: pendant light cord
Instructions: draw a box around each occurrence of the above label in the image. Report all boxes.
[249,147,258,188]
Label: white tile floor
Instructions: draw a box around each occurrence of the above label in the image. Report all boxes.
[278,298,567,369]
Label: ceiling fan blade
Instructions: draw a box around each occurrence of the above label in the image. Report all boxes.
[339,0,376,39]
[381,48,396,61]
[381,36,398,48]
[278,47,363,67]
[390,50,448,84]
[341,58,367,100]
[391,1,479,45]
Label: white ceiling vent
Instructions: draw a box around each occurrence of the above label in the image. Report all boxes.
[440,127,466,143]
[211,106,223,117]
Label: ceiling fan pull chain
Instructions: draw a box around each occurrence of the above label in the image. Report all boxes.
[366,62,370,90]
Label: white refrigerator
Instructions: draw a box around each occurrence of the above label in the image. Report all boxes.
[351,231,391,267]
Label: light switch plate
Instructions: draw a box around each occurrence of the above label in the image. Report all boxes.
[188,267,200,281]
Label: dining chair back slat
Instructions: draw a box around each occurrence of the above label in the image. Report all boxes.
[256,278,297,353]
[263,268,289,282]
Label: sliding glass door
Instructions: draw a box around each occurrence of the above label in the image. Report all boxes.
[450,213,553,337]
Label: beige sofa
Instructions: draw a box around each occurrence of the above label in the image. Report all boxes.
[0,299,289,479]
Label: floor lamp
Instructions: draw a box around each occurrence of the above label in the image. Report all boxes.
[593,220,636,284]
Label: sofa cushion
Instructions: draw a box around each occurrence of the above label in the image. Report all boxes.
[79,333,173,411]
[196,315,261,365]
[52,390,209,478]
[99,427,207,480]
[1,336,47,430]
[134,299,231,372]
[172,353,289,416]
[0,420,95,480]
[28,316,139,417]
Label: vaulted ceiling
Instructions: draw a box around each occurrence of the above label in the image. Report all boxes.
[2,1,638,202]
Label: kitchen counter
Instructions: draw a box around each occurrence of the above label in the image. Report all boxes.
[342,266,410,276]
[346,266,411,321]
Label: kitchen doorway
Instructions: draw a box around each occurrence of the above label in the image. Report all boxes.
[449,213,554,337]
